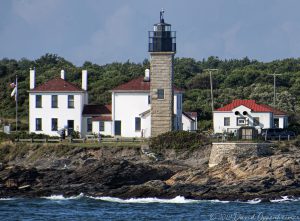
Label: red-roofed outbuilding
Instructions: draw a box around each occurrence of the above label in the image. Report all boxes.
[213,100,288,134]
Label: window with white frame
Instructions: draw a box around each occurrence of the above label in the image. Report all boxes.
[135,117,141,131]
[224,117,230,126]
[51,118,58,131]
[52,95,58,108]
[237,117,246,126]
[99,121,105,132]
[87,118,92,132]
[36,118,42,131]
[157,89,164,99]
[36,95,42,108]
[68,95,74,108]
[253,117,260,126]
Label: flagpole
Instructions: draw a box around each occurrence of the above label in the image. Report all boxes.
[16,75,18,132]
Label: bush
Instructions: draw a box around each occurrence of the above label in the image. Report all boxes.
[150,131,210,152]
[0,131,59,142]
[292,135,300,147]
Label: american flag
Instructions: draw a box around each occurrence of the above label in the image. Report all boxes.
[10,82,17,100]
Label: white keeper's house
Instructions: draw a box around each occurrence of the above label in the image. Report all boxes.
[29,69,89,137]
[28,69,196,138]
[213,99,288,134]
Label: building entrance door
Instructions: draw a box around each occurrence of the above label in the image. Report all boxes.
[115,121,121,136]
[67,120,74,136]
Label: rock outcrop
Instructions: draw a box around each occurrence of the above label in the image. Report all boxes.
[0,142,300,201]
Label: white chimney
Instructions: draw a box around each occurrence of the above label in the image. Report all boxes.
[61,70,65,80]
[144,69,150,82]
[82,70,88,90]
[30,68,35,89]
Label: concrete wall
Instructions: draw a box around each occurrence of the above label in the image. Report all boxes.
[29,92,85,136]
[150,52,175,137]
[209,142,273,167]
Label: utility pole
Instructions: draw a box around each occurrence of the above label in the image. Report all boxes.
[268,72,282,107]
[16,75,18,132]
[204,69,218,114]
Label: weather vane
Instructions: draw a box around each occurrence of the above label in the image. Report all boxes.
[160,8,165,23]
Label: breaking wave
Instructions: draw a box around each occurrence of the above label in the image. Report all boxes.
[37,194,300,204]
[89,196,200,203]
[245,198,262,204]
[42,193,84,200]
[88,196,230,204]
[0,198,15,201]
[270,196,300,203]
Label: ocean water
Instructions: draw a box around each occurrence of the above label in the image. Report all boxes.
[0,195,300,221]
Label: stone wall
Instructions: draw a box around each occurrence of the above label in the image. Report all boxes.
[150,52,175,137]
[209,142,273,167]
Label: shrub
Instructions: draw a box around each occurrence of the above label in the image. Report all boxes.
[292,135,300,147]
[150,131,210,152]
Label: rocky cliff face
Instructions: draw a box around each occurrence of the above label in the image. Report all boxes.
[0,142,299,201]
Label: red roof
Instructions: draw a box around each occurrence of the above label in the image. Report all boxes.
[184,112,197,118]
[83,104,112,115]
[259,104,287,115]
[111,76,184,92]
[182,112,196,121]
[31,78,83,92]
[92,116,112,121]
[216,100,287,115]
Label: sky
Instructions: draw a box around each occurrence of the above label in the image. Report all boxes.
[1,0,300,66]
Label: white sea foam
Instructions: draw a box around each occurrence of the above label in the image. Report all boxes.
[0,198,15,201]
[209,199,230,204]
[89,196,201,204]
[245,198,262,204]
[270,196,300,203]
[42,193,84,200]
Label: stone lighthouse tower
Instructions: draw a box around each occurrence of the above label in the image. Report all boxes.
[149,10,176,137]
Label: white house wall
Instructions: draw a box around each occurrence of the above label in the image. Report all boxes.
[174,94,183,130]
[274,115,287,129]
[141,114,151,138]
[112,92,183,137]
[182,115,197,131]
[213,108,273,134]
[29,92,85,136]
[182,115,192,131]
[113,92,150,137]
[92,121,112,136]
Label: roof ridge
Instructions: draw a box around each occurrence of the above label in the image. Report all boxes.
[31,77,83,92]
[111,76,184,92]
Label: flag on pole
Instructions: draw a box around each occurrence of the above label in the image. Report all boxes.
[10,82,17,100]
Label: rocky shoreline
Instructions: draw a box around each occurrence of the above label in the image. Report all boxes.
[0,142,300,201]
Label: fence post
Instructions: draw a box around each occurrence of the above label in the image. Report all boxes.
[265,134,267,141]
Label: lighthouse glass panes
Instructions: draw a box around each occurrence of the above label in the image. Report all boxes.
[148,12,176,52]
